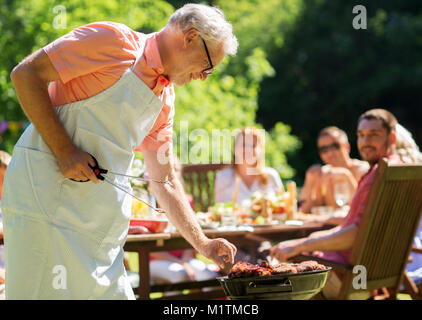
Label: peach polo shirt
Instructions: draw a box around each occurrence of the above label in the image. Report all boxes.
[43,21,174,152]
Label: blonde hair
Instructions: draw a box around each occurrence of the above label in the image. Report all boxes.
[168,3,238,56]
[0,150,11,168]
[395,124,422,164]
[233,127,268,186]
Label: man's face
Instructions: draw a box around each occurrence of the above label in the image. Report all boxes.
[167,30,225,86]
[317,135,348,166]
[357,119,394,165]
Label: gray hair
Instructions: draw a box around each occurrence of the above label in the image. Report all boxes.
[395,123,422,164]
[167,3,238,56]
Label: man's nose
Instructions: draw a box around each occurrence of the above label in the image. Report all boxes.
[360,135,370,143]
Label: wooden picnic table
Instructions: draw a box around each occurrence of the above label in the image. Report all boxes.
[124,220,333,300]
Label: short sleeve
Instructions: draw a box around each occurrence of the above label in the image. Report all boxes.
[43,22,138,84]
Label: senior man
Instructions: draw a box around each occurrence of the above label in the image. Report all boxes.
[3,4,237,299]
[271,108,401,299]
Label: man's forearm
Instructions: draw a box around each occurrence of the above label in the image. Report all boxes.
[11,67,76,158]
[150,174,208,252]
[299,224,357,253]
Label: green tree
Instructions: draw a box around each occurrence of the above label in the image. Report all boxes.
[0,0,173,152]
[0,0,302,181]
[258,0,422,184]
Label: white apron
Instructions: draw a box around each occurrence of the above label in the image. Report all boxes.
[1,36,163,299]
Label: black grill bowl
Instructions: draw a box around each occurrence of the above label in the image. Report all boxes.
[217,267,331,300]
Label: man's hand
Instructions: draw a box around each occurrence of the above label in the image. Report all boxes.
[270,238,306,263]
[56,146,99,183]
[199,238,237,271]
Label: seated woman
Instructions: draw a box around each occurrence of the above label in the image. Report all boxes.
[214,127,283,205]
[214,127,283,263]
[299,126,369,216]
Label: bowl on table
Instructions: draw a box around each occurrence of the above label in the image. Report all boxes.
[129,218,168,233]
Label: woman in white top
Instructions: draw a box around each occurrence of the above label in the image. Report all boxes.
[214,127,283,204]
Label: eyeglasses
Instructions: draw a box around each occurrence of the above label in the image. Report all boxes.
[318,142,341,154]
[201,38,214,76]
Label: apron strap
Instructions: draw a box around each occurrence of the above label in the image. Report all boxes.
[130,35,149,72]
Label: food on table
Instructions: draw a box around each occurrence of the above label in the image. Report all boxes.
[228,260,326,279]
[132,198,150,218]
[128,225,151,234]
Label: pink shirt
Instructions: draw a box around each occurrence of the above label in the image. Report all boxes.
[43,21,174,152]
[316,154,402,266]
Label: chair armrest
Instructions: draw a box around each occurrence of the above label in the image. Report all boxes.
[292,254,353,274]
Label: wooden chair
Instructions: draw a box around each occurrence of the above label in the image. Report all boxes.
[181,163,229,212]
[293,158,422,300]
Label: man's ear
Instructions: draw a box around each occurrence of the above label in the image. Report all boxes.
[183,29,199,47]
[390,130,397,145]
[344,142,351,153]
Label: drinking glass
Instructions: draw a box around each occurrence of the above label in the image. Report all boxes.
[334,182,351,208]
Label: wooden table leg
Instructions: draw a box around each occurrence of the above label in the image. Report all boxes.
[137,248,150,300]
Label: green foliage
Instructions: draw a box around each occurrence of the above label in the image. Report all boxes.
[0,0,173,153]
[258,0,422,184]
[0,0,302,181]
[172,0,303,179]
[266,122,301,179]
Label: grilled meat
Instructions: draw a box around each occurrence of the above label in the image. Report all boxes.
[228,261,273,279]
[228,260,326,278]
[290,260,326,273]
[272,263,298,274]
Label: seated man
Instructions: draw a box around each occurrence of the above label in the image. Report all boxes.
[271,108,401,299]
[300,126,369,215]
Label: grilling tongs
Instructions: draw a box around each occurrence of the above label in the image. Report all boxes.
[71,154,172,214]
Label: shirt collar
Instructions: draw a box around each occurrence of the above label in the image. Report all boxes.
[143,33,165,75]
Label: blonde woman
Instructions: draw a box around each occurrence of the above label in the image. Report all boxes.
[395,123,422,164]
[214,127,283,204]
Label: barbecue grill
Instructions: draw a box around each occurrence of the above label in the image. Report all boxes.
[218,267,331,300]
